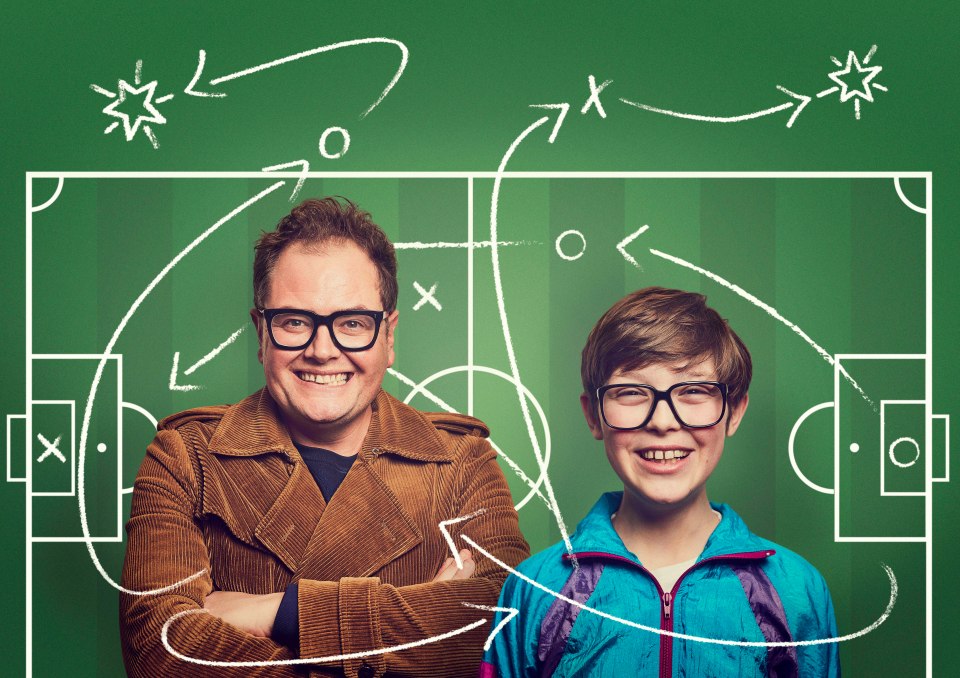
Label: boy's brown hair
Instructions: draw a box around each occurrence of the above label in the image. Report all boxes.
[253,197,398,312]
[581,287,752,408]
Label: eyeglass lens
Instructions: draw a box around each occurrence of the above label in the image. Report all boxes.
[269,311,379,349]
[602,383,725,428]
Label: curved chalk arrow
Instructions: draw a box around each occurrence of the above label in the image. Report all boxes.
[620,85,811,128]
[185,38,409,118]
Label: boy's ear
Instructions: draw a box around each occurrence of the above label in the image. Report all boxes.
[580,392,604,441]
[725,392,749,437]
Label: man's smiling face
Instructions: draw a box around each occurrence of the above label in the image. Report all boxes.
[254,240,397,447]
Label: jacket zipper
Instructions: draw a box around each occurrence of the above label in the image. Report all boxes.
[566,549,774,678]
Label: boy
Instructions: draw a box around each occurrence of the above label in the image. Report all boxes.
[481,287,839,677]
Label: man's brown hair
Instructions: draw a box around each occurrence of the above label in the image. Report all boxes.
[253,197,398,312]
[581,287,752,408]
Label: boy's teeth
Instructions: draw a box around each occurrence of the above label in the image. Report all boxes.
[640,449,690,461]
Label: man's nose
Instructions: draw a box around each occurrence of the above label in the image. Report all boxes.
[303,324,341,361]
[645,397,682,432]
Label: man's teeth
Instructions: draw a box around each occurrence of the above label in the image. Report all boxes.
[639,449,691,461]
[299,372,348,385]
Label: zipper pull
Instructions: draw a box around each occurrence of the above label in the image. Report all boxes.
[662,591,672,620]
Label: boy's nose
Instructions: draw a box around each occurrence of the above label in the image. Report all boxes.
[645,398,682,432]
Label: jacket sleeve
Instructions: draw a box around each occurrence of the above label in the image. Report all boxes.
[119,429,316,677]
[295,437,531,678]
[480,571,538,678]
[796,571,841,678]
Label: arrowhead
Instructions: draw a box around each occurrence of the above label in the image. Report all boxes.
[776,85,811,128]
[184,49,227,98]
[168,352,202,392]
[263,159,310,201]
[461,603,521,651]
[438,510,487,569]
[616,225,650,269]
[529,103,570,143]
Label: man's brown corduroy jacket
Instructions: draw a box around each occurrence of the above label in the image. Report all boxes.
[119,387,529,677]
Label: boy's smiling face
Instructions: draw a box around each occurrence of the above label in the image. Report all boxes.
[581,358,748,513]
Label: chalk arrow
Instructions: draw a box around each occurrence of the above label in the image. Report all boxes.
[528,103,570,143]
[183,38,408,118]
[616,225,650,269]
[439,510,487,569]
[169,326,246,392]
[620,84,812,128]
[263,159,310,201]
[462,603,521,651]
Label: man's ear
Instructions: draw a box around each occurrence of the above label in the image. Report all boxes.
[580,392,604,441]
[725,392,749,437]
[249,308,265,364]
[385,310,398,367]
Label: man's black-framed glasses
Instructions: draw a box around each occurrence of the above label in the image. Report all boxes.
[597,381,729,430]
[258,308,386,352]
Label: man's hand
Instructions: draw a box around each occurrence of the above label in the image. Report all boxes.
[204,591,284,637]
[432,548,476,582]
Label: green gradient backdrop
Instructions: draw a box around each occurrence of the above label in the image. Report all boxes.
[2,4,956,677]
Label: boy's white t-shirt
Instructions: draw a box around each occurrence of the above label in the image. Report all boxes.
[615,509,723,593]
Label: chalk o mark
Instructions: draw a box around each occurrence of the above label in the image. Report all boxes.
[894,177,927,215]
[849,442,860,454]
[30,177,64,213]
[319,127,350,159]
[888,437,920,468]
[465,533,898,648]
[787,401,834,495]
[96,443,107,454]
[554,229,586,261]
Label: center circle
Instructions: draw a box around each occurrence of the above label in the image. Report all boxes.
[554,229,587,261]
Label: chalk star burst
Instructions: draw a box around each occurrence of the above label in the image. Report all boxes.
[817,45,887,120]
[91,60,174,149]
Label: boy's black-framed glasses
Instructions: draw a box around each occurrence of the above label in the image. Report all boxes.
[597,381,729,430]
[257,308,386,352]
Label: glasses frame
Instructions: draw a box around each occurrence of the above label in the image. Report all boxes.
[257,308,386,352]
[596,381,729,430]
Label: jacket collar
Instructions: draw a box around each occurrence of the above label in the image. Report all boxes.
[568,491,768,564]
[207,387,456,463]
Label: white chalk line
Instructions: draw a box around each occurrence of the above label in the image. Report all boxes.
[30,176,64,213]
[207,37,408,118]
[528,103,569,144]
[873,83,888,92]
[648,248,875,409]
[184,50,227,98]
[864,44,878,65]
[787,402,835,495]
[619,97,793,123]
[616,224,649,268]
[830,56,843,68]
[855,99,861,120]
[817,87,839,98]
[581,75,613,118]
[122,401,159,430]
[389,366,552,512]
[461,603,520,651]
[394,239,536,250]
[144,125,159,150]
[439,510,487,569]
[76,182,285,595]
[155,94,175,104]
[103,122,119,135]
[134,59,142,86]
[462,534,898,648]
[161,608,488,667]
[262,159,309,202]
[490,116,574,557]
[184,326,247,376]
[90,84,115,98]
[894,177,927,214]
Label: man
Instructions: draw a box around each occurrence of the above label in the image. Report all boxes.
[120,197,529,677]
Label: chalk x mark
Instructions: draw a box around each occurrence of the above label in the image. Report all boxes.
[649,248,874,408]
[162,609,488,667]
[616,225,650,269]
[462,603,520,651]
[36,434,65,463]
[77,182,285,595]
[463,534,898,648]
[191,38,409,118]
[412,282,442,311]
[581,75,613,118]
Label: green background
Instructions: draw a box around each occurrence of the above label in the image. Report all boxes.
[2,3,956,676]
